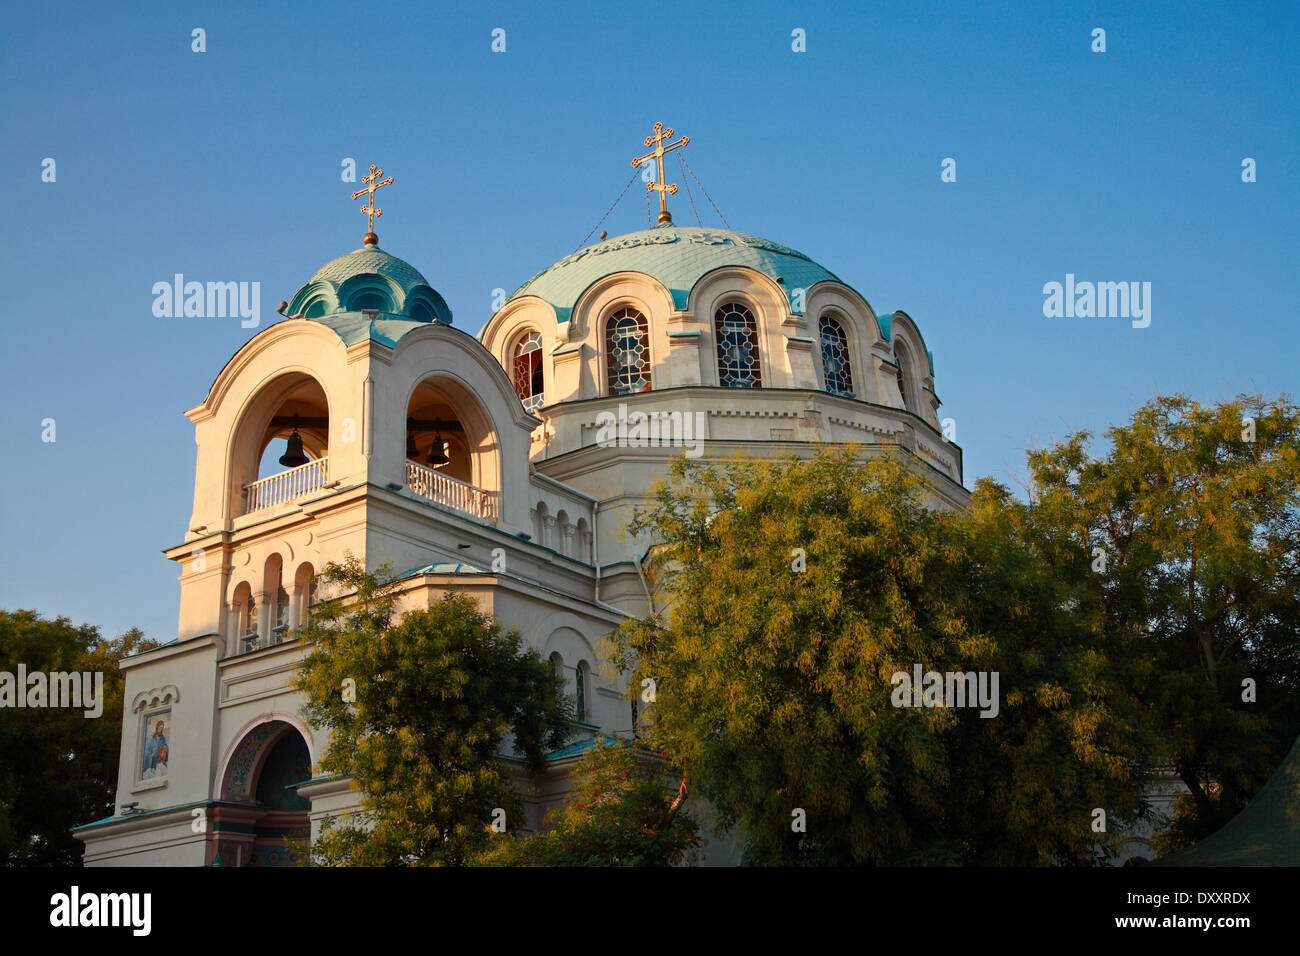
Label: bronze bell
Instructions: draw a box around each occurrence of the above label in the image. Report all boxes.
[427,433,449,467]
[278,415,309,468]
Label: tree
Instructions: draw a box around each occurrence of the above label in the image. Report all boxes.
[611,448,1152,865]
[0,610,156,866]
[293,557,571,866]
[472,738,699,866]
[1016,393,1300,847]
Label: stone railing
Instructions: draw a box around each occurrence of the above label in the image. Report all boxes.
[242,457,329,514]
[405,460,498,522]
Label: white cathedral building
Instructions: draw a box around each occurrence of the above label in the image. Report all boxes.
[75,153,966,866]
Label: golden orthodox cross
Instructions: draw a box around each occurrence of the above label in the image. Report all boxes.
[631,123,689,224]
[351,164,394,243]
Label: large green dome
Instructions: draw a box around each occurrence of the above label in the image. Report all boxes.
[507,225,842,320]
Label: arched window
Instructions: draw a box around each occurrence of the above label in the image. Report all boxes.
[534,501,549,547]
[243,594,258,643]
[346,289,393,312]
[575,517,590,563]
[894,343,911,411]
[556,509,571,556]
[575,661,588,720]
[274,582,290,636]
[294,563,317,629]
[819,314,854,397]
[606,308,651,394]
[714,303,762,388]
[513,331,544,413]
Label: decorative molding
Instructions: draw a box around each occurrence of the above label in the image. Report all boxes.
[132,685,181,713]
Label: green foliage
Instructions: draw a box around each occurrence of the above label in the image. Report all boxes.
[473,738,700,866]
[1018,393,1300,840]
[611,393,1300,864]
[611,448,1152,865]
[0,610,156,866]
[293,557,571,866]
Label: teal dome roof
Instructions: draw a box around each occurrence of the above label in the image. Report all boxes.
[507,225,841,320]
[288,242,452,324]
[310,246,430,289]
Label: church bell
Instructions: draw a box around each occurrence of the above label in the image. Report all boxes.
[278,415,310,468]
[427,432,449,467]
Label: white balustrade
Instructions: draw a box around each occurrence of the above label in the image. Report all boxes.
[405,460,498,522]
[242,457,329,514]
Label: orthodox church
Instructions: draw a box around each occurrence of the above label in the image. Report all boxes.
[74,130,965,865]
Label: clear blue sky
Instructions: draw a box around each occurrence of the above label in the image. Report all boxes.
[2,0,1296,643]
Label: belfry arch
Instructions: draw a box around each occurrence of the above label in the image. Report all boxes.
[401,372,503,522]
[227,371,332,518]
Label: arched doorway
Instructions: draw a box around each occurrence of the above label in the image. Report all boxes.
[212,720,312,866]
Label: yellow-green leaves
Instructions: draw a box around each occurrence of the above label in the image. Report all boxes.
[293,558,570,866]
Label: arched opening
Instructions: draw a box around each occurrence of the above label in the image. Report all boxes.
[819,313,854,397]
[534,501,550,547]
[338,274,401,314]
[263,553,291,648]
[213,720,312,867]
[403,376,500,522]
[232,373,331,517]
[575,660,589,721]
[255,733,311,811]
[575,517,590,562]
[894,341,913,412]
[714,302,762,388]
[512,330,545,413]
[293,562,316,628]
[548,652,565,704]
[556,509,571,556]
[606,307,652,394]
[229,580,257,656]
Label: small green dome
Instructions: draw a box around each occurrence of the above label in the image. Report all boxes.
[507,225,842,319]
[310,246,430,289]
[288,242,452,324]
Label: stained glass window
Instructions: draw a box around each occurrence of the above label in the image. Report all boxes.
[513,331,544,413]
[714,303,762,388]
[819,314,854,397]
[606,308,652,394]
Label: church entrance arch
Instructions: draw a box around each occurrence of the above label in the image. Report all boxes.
[211,719,312,866]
